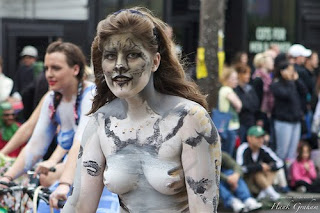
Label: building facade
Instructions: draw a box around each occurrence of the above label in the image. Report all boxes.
[1,0,320,78]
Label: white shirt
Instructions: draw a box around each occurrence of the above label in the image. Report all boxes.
[0,73,13,102]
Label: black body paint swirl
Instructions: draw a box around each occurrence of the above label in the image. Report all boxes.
[78,145,83,159]
[212,195,218,212]
[215,159,220,189]
[83,160,102,176]
[104,109,188,153]
[186,177,212,194]
[203,113,219,145]
[185,134,203,147]
[164,110,188,141]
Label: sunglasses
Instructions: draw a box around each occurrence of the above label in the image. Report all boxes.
[3,113,15,117]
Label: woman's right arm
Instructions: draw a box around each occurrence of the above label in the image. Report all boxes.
[0,92,47,156]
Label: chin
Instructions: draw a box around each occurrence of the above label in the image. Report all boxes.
[111,88,143,99]
[113,92,135,99]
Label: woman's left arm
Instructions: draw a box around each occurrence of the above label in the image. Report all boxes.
[181,105,221,213]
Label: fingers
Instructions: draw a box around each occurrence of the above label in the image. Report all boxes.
[50,185,69,209]
[50,194,67,209]
[35,166,49,176]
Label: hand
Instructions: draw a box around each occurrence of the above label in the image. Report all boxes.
[35,160,56,176]
[227,173,240,191]
[281,69,291,80]
[304,162,310,171]
[0,176,11,188]
[49,183,70,209]
[261,163,271,172]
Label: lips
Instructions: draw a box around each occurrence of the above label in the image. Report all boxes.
[48,81,57,86]
[112,75,133,87]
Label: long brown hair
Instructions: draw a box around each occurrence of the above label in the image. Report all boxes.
[89,7,207,114]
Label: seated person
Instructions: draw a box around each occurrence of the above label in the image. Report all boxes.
[220,151,262,213]
[236,126,283,201]
[290,141,320,193]
[0,102,24,157]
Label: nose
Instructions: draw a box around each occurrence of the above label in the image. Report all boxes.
[45,67,53,77]
[113,56,128,74]
[114,64,127,73]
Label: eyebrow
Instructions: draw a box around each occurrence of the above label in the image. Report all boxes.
[103,46,142,52]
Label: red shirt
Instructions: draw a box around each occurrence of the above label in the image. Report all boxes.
[0,123,25,158]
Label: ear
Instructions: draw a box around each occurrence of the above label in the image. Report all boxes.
[152,52,161,72]
[73,64,80,76]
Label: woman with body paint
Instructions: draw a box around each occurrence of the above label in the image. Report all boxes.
[62,7,221,213]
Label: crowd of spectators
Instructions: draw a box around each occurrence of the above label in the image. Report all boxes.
[216,44,320,212]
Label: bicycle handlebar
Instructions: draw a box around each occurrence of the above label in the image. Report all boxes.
[57,200,66,208]
[0,182,51,204]
[0,167,65,209]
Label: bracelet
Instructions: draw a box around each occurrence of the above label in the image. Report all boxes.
[59,182,72,188]
[3,175,13,181]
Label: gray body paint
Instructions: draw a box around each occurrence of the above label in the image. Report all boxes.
[64,33,220,212]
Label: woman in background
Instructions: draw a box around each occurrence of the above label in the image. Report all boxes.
[218,67,242,156]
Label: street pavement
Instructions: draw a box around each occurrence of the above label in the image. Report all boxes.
[218,192,320,213]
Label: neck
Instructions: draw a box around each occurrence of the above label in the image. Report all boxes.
[249,144,259,153]
[61,78,80,101]
[120,75,164,119]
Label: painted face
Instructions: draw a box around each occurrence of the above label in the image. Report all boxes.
[101,33,159,99]
[44,52,79,93]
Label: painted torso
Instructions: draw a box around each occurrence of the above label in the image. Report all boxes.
[91,96,214,212]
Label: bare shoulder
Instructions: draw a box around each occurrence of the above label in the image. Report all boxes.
[171,98,209,120]
[94,99,126,118]
[173,99,219,147]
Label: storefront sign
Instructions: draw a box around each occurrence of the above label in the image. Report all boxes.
[249,27,291,53]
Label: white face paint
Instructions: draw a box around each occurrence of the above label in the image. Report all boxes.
[102,33,159,99]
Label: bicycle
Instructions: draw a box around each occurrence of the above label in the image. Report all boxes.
[0,169,65,213]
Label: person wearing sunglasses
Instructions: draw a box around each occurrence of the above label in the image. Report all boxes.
[0,102,24,158]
